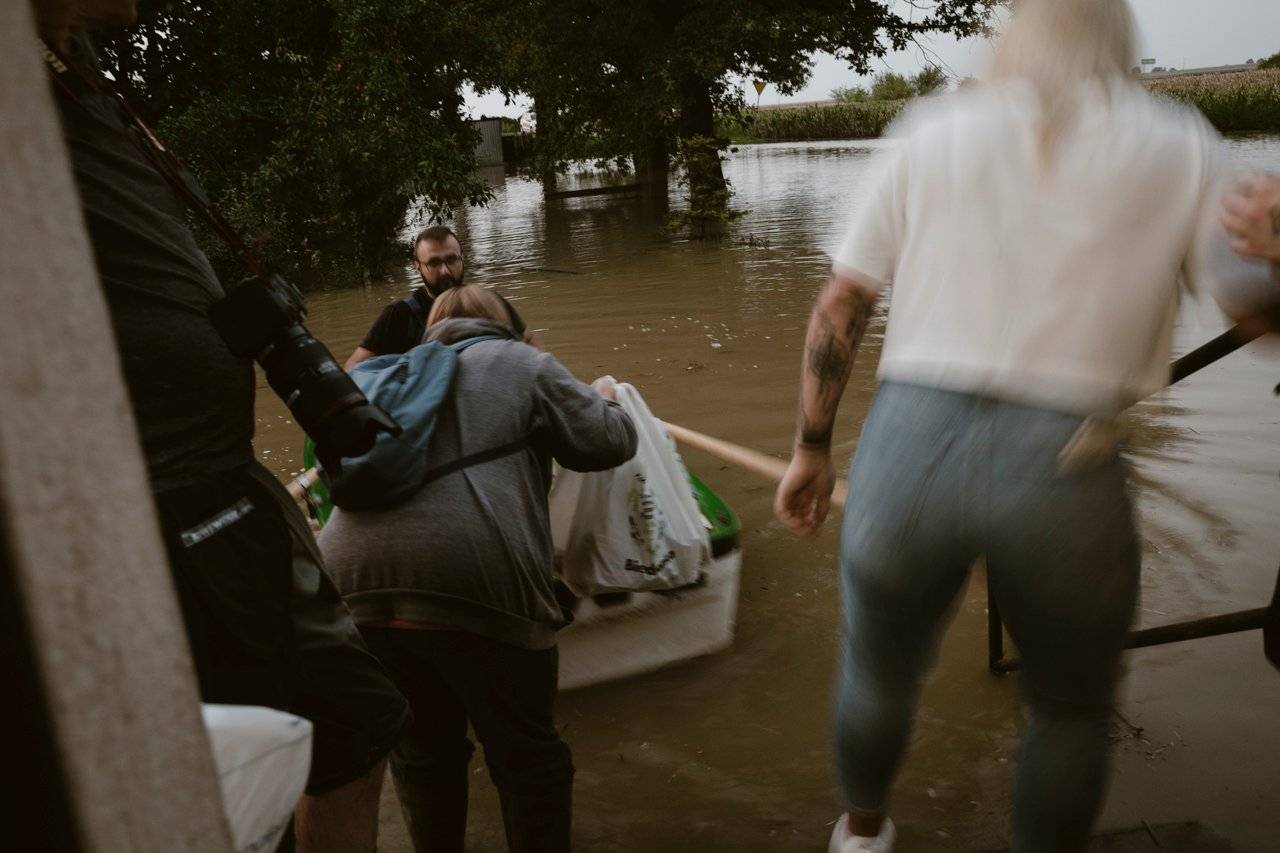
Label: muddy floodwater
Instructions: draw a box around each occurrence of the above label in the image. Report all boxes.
[255,136,1280,851]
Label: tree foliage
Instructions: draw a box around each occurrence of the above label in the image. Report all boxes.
[830,83,872,102]
[832,66,949,103]
[868,71,915,100]
[92,1,997,269]
[912,65,948,95]
[99,0,494,286]
[665,136,746,238]
[483,1,994,233]
[489,1,992,139]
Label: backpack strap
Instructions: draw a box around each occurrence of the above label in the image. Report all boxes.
[448,334,506,353]
[414,332,524,487]
[418,438,530,488]
[402,290,429,343]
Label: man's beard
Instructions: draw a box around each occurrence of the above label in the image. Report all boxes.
[422,270,463,297]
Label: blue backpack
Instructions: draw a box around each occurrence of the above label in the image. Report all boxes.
[322,335,520,510]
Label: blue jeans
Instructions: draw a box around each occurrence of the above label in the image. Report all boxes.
[835,383,1140,852]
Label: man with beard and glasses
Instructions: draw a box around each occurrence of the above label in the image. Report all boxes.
[345,225,526,368]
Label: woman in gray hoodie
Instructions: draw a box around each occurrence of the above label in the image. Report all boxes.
[319,285,637,853]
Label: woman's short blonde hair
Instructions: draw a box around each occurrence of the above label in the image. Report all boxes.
[426,285,512,330]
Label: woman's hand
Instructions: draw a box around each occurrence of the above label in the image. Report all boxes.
[1223,174,1280,263]
[774,446,836,537]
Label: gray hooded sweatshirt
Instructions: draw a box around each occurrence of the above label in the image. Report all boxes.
[318,317,637,649]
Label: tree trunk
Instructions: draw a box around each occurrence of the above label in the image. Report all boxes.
[633,134,670,202]
[532,93,557,196]
[678,76,724,184]
[676,75,729,232]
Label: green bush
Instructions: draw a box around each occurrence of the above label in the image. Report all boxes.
[830,68,944,107]
[913,66,947,96]
[1258,52,1280,71]
[830,84,870,103]
[869,72,915,101]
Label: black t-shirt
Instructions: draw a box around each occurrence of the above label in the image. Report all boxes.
[359,288,434,355]
[55,40,255,492]
[359,287,528,356]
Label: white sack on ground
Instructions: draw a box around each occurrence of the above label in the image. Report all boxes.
[202,704,312,853]
[551,381,711,595]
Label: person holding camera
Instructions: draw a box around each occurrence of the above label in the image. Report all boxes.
[320,285,637,853]
[37,2,410,850]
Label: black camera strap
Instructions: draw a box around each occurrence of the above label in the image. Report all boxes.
[40,40,272,286]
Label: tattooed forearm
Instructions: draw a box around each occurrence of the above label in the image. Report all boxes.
[809,315,854,395]
[796,280,873,449]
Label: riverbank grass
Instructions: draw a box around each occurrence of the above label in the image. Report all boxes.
[1148,69,1280,133]
[725,69,1280,143]
[720,99,904,143]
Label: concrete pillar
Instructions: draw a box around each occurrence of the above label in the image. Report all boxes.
[0,3,231,850]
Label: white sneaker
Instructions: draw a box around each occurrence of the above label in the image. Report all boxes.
[827,814,895,853]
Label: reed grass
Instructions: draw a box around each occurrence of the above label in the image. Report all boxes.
[720,99,905,143]
[1146,69,1280,133]
[723,70,1280,142]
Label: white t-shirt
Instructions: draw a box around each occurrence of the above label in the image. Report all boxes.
[834,80,1267,415]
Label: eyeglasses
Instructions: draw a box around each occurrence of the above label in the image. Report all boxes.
[418,254,462,270]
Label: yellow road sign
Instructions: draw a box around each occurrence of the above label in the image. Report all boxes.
[753,80,766,96]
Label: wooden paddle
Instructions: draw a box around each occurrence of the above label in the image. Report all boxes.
[282,425,841,505]
[661,421,849,510]
[284,316,1268,510]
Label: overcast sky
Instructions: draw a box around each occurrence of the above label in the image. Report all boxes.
[465,0,1278,118]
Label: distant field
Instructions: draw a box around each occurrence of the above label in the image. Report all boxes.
[723,69,1280,142]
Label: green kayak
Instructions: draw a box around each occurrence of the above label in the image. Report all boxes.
[300,439,741,555]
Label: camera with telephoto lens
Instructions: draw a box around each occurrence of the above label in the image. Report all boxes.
[210,274,399,465]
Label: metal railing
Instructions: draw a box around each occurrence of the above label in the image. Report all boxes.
[986,575,1270,674]
[986,318,1277,675]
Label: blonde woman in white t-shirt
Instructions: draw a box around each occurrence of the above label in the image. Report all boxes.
[773,1,1277,851]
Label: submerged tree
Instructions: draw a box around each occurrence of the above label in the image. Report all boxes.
[665,136,746,238]
[484,1,996,234]
[99,0,494,286]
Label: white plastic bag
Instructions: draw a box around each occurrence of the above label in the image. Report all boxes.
[550,381,711,595]
[202,704,312,853]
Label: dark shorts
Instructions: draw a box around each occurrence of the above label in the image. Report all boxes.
[154,462,410,794]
